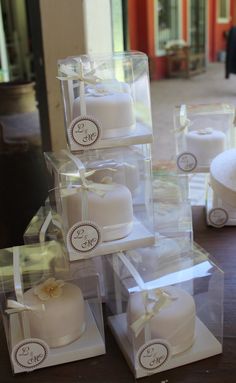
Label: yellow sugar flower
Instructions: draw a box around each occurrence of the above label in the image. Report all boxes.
[34,277,65,301]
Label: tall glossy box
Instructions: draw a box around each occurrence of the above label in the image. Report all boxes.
[58,52,153,151]
[44,148,155,260]
[104,241,223,378]
[0,242,105,373]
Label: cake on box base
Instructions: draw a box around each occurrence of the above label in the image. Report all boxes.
[9,302,105,373]
[108,313,222,379]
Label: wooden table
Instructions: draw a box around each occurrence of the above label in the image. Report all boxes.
[1,207,236,382]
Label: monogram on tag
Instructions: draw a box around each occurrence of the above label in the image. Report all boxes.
[177,152,197,172]
[137,340,171,372]
[209,208,228,227]
[12,339,49,370]
[69,116,100,148]
[67,222,101,253]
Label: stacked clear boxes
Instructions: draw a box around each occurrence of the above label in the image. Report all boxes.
[0,241,105,373]
[45,146,154,260]
[58,52,153,151]
[104,241,223,378]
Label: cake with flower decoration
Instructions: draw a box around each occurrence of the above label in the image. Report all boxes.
[23,277,85,347]
[72,83,136,139]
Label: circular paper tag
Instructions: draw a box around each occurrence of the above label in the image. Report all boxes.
[67,221,101,253]
[177,152,197,172]
[137,339,171,372]
[208,208,228,228]
[69,116,100,148]
[12,338,49,370]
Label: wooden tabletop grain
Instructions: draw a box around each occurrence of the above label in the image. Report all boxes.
[1,206,236,383]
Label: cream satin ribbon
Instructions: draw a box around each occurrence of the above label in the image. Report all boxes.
[57,64,100,84]
[5,299,45,315]
[130,289,174,338]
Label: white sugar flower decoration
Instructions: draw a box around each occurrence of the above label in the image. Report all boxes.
[34,278,65,301]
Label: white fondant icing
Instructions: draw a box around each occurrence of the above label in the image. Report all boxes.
[23,282,85,348]
[210,149,236,207]
[72,92,135,139]
[62,184,133,241]
[127,286,195,355]
[87,160,139,194]
[185,129,226,167]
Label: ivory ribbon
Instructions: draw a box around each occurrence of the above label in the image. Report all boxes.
[117,252,175,338]
[39,211,52,243]
[5,300,45,315]
[130,289,174,337]
[61,150,114,221]
[57,64,100,84]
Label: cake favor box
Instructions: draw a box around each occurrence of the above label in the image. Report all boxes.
[57,52,153,151]
[174,103,235,173]
[104,241,223,378]
[0,242,105,373]
[44,146,155,260]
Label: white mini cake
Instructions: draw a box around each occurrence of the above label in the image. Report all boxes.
[127,286,195,355]
[72,91,136,139]
[87,160,139,194]
[23,278,85,348]
[185,128,226,167]
[62,183,133,241]
[210,149,236,207]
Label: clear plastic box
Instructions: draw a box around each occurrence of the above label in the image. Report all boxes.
[104,241,223,378]
[23,206,62,244]
[174,103,235,173]
[44,148,155,260]
[57,52,153,151]
[152,171,192,239]
[0,241,105,373]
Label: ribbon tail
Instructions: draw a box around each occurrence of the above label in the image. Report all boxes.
[130,313,153,338]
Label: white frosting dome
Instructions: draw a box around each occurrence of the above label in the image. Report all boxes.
[62,184,133,241]
[24,282,85,348]
[72,90,135,139]
[210,149,236,207]
[185,128,226,167]
[127,286,195,355]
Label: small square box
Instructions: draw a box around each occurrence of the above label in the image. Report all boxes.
[57,52,153,151]
[104,241,223,378]
[0,242,105,374]
[44,148,155,260]
[174,103,235,173]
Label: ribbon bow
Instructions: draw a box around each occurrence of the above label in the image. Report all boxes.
[57,64,101,84]
[130,289,175,337]
[78,172,114,197]
[5,299,45,315]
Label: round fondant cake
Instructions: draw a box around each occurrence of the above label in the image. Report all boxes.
[62,183,133,241]
[127,286,195,355]
[72,91,136,139]
[87,160,139,194]
[210,148,236,207]
[185,128,226,167]
[23,278,85,348]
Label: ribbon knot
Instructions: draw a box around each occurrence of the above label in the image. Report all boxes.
[130,289,176,337]
[5,299,45,315]
[57,64,101,84]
